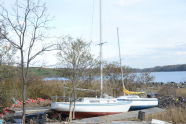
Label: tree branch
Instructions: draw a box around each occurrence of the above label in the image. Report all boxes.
[28,44,57,62]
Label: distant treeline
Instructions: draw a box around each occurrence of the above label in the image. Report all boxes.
[134,64,186,72]
[30,64,186,76]
[1,64,186,80]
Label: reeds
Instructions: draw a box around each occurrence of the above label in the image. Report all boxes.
[176,88,186,97]
[0,78,101,106]
[146,106,186,123]
[0,78,65,106]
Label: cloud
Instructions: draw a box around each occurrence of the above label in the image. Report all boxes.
[175,51,186,55]
[117,0,144,6]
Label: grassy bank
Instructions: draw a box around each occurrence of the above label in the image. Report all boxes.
[0,78,65,106]
[146,106,186,123]
[176,88,186,97]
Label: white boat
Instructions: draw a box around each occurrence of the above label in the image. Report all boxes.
[116,29,158,111]
[117,95,158,110]
[51,97,131,118]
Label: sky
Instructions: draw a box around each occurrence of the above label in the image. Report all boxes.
[1,0,186,68]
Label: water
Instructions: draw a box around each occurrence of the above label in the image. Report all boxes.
[43,77,69,81]
[150,71,186,83]
[43,71,186,83]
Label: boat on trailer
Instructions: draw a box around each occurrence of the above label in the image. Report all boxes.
[51,97,131,119]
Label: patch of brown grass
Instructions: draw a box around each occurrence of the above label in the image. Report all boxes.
[0,78,22,106]
[0,78,66,106]
[27,80,65,99]
[0,78,102,107]
[176,88,186,97]
[158,86,176,96]
[146,107,186,123]
[158,86,186,97]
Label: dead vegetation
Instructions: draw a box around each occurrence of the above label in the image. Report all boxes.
[0,78,64,106]
[146,106,186,124]
[176,88,186,97]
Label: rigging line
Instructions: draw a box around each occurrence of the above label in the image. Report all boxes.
[117,27,125,91]
[89,0,95,42]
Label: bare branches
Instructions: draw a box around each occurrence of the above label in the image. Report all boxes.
[0,0,52,62]
[0,0,54,74]
[57,36,95,79]
[28,44,57,63]
[0,0,53,122]
[0,42,16,65]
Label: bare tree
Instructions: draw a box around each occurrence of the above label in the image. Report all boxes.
[137,72,154,84]
[103,62,137,96]
[57,36,95,120]
[0,0,54,122]
[103,62,120,96]
[0,42,16,65]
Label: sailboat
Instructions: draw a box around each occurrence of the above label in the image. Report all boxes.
[51,0,131,119]
[51,97,131,119]
[115,28,158,110]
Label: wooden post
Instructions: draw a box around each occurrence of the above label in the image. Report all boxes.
[63,86,66,97]
[138,111,145,121]
[29,119,33,124]
[55,95,58,102]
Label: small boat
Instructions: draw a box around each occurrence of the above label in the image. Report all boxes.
[116,28,158,111]
[117,95,158,110]
[51,97,131,119]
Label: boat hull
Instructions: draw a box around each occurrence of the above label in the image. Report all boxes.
[131,100,158,110]
[51,101,131,119]
[117,96,158,111]
[130,105,156,111]
[60,111,121,119]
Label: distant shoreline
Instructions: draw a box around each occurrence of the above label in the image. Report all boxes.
[134,64,186,72]
[43,71,186,83]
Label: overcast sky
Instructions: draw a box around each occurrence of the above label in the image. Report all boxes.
[1,0,186,68]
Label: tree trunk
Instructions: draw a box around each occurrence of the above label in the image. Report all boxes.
[72,79,76,119]
[21,50,26,124]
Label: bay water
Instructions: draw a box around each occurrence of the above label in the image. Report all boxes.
[43,71,186,83]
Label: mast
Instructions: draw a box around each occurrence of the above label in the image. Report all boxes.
[116,27,126,95]
[100,0,103,98]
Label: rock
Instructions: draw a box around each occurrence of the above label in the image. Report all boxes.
[151,119,172,124]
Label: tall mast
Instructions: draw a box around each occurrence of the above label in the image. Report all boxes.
[100,0,103,98]
[117,27,125,95]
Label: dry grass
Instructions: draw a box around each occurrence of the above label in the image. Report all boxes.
[176,88,186,97]
[0,78,101,106]
[146,107,186,123]
[158,87,186,97]
[0,78,65,106]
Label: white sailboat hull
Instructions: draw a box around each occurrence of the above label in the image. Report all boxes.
[51,102,131,112]
[51,98,131,118]
[117,96,158,110]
